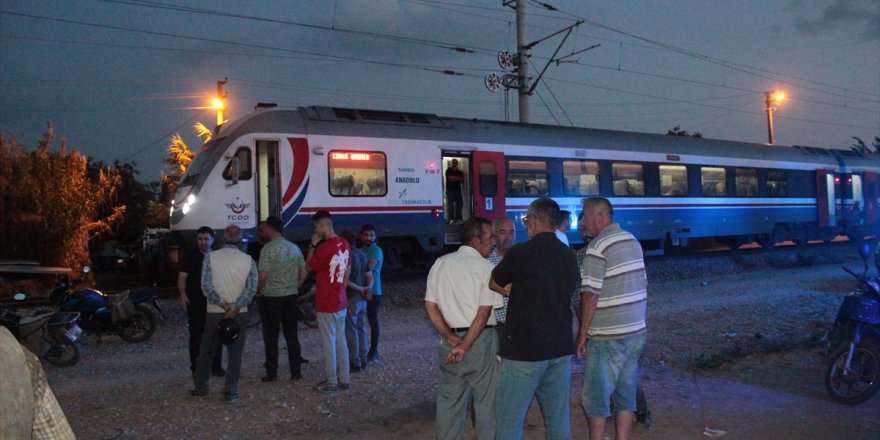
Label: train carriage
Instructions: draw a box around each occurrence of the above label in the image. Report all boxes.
[170,105,878,256]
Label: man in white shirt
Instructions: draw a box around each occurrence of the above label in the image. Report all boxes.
[424,217,502,440]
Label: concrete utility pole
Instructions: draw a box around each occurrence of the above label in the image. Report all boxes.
[215,78,228,127]
[516,0,530,123]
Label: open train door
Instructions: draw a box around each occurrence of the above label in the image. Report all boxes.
[865,172,878,226]
[256,140,282,221]
[471,151,506,220]
[816,169,835,227]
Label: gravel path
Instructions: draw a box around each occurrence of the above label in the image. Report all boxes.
[43,243,879,439]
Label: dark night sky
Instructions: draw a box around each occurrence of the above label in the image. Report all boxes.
[1,0,878,182]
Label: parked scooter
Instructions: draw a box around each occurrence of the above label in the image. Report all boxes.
[824,243,880,404]
[49,269,158,343]
[0,293,82,367]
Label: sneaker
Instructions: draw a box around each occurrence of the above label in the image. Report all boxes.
[338,383,350,390]
[360,361,367,370]
[188,389,208,397]
[261,376,277,383]
[224,393,239,403]
[350,364,362,373]
[291,373,303,381]
[212,368,226,377]
[367,352,379,362]
[313,380,338,393]
[299,357,310,365]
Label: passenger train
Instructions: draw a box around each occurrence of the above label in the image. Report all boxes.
[170,104,878,257]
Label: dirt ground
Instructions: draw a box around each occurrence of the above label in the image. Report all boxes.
[44,251,879,439]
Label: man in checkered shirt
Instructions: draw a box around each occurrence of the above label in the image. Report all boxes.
[485,215,516,339]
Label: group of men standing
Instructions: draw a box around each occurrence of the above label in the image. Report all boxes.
[178,212,384,401]
[426,196,648,440]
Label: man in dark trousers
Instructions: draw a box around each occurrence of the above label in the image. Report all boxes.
[490,197,579,440]
[177,226,224,377]
[445,158,465,223]
[190,225,258,403]
[257,216,307,382]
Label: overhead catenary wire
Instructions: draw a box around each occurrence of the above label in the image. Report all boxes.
[121,109,206,162]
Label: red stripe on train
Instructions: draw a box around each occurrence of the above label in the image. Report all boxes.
[299,206,444,213]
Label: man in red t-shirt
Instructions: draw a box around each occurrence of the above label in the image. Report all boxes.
[306,210,351,392]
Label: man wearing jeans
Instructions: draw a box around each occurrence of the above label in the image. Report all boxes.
[490,198,579,440]
[575,197,647,440]
[306,210,351,392]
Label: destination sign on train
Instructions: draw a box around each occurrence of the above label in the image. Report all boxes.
[330,152,371,161]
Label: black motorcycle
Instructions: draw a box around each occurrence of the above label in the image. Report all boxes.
[824,243,880,405]
[50,275,158,343]
[0,293,83,367]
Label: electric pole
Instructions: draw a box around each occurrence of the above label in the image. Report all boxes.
[214,78,228,127]
[515,0,530,123]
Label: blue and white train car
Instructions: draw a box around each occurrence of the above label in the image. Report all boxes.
[170,105,879,254]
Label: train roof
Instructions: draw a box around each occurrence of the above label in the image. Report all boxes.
[214,105,877,169]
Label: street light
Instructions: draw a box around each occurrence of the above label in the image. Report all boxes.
[764,91,785,145]
[212,97,224,127]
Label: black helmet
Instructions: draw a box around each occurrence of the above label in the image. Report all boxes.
[216,318,240,345]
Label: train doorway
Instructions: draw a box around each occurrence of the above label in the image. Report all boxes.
[441,154,471,224]
[471,151,506,220]
[256,140,281,221]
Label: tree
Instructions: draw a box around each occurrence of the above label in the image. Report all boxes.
[666,125,703,138]
[850,136,880,155]
[0,124,124,270]
[160,122,211,204]
[87,159,166,250]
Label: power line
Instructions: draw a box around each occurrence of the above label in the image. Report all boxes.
[546,76,878,131]
[121,110,205,162]
[96,0,495,55]
[0,10,479,78]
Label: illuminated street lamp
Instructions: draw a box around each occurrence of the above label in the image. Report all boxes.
[212,97,224,126]
[764,91,785,145]
[214,78,228,127]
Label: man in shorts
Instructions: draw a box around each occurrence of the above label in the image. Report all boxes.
[576,197,647,440]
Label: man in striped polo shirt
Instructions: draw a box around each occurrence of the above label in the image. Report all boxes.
[575,196,647,440]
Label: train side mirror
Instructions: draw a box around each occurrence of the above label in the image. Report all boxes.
[228,157,240,186]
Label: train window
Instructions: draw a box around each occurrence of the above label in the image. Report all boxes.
[765,170,788,197]
[659,165,688,196]
[222,147,253,181]
[562,160,599,196]
[612,163,645,196]
[328,150,387,197]
[479,160,497,197]
[507,160,548,196]
[701,167,727,196]
[735,168,758,197]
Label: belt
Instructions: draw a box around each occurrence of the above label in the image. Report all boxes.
[451,325,494,333]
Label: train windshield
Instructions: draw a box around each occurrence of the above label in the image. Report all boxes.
[179,146,213,187]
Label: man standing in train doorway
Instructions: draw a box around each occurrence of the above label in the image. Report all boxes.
[445,158,465,224]
[359,224,384,363]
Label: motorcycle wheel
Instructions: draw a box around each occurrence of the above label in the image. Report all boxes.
[825,340,880,405]
[43,337,82,367]
[119,304,157,343]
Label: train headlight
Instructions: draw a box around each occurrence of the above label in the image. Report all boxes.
[182,194,197,215]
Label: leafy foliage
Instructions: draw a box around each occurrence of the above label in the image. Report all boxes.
[666,125,703,138]
[160,122,211,204]
[850,136,880,155]
[0,125,124,270]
